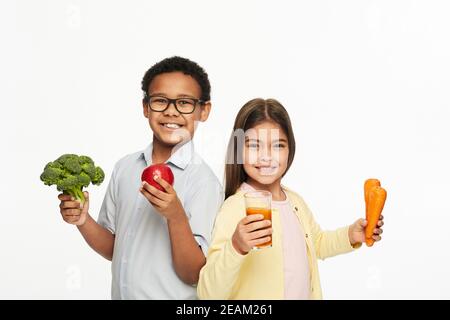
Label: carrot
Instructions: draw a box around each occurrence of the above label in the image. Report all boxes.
[365,186,387,247]
[364,179,380,220]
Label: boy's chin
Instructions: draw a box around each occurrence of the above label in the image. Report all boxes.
[154,133,190,147]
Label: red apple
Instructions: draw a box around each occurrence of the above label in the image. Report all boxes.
[141,163,174,192]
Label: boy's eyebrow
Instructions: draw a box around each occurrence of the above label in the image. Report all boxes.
[149,92,198,99]
[245,138,260,142]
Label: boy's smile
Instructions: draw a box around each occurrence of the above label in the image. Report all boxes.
[143,71,211,147]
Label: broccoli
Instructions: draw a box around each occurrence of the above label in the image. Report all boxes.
[40,154,105,203]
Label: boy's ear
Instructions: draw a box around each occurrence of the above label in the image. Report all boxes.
[199,101,211,122]
[143,100,149,119]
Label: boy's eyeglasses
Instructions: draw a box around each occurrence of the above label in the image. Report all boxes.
[146,95,204,114]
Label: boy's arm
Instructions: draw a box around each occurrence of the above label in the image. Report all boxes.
[140,176,219,285]
[167,215,206,285]
[77,214,115,261]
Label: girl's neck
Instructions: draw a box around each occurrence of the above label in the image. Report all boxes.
[151,137,175,164]
[245,178,286,201]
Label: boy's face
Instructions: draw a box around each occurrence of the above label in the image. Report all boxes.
[143,71,211,147]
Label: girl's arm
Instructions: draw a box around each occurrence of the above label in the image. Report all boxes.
[299,198,357,260]
[197,200,247,300]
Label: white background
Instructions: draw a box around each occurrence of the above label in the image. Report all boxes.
[1,0,449,299]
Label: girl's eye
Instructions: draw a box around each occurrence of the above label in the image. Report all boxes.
[247,143,258,148]
[273,143,286,148]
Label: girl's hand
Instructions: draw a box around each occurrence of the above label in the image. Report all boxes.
[349,215,384,246]
[232,214,272,255]
[140,177,185,223]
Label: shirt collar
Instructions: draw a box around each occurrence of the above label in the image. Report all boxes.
[140,140,194,170]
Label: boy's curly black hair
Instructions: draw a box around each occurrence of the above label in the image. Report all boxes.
[141,56,211,102]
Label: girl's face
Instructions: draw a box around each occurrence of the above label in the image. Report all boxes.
[243,120,289,186]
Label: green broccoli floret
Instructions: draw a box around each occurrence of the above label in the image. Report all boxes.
[40,154,105,203]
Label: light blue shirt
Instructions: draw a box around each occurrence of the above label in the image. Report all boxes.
[97,141,224,299]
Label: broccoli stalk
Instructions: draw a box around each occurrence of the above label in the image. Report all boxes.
[40,154,105,204]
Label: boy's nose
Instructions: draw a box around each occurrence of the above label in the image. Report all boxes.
[163,101,180,116]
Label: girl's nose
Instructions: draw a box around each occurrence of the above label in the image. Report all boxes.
[259,153,272,163]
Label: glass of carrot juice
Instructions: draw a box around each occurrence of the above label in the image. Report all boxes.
[244,190,272,249]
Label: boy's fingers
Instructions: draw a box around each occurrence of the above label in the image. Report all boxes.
[62,209,81,216]
[373,235,382,241]
[145,183,170,201]
[65,216,80,224]
[60,201,82,209]
[140,188,165,208]
[153,175,173,193]
[58,194,73,201]
[377,220,384,227]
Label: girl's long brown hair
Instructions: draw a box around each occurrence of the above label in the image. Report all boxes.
[224,98,296,199]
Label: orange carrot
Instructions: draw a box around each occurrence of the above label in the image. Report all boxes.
[364,179,380,220]
[365,186,387,247]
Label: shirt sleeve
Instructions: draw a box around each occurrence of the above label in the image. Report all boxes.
[197,195,247,300]
[97,165,117,234]
[299,197,357,260]
[184,178,224,256]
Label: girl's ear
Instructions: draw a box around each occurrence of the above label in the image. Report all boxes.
[199,102,211,122]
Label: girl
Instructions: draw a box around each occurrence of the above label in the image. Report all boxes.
[197,98,384,299]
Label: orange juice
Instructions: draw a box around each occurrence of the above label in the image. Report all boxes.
[246,207,272,248]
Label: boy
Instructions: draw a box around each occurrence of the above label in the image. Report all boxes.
[57,57,224,299]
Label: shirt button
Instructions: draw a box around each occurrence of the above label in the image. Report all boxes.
[294,206,298,211]
[305,234,309,238]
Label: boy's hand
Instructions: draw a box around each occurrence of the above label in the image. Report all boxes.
[349,215,384,246]
[58,192,89,226]
[140,176,185,222]
[232,214,272,255]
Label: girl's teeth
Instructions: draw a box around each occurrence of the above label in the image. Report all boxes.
[258,167,277,175]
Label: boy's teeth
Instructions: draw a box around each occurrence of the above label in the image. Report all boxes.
[164,123,180,129]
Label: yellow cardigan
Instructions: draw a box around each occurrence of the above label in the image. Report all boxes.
[197,186,358,300]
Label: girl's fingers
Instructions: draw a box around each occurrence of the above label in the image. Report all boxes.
[377,220,384,227]
[372,235,382,241]
[251,236,271,246]
[373,228,383,235]
[242,214,264,225]
[245,220,271,233]
[248,228,273,240]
